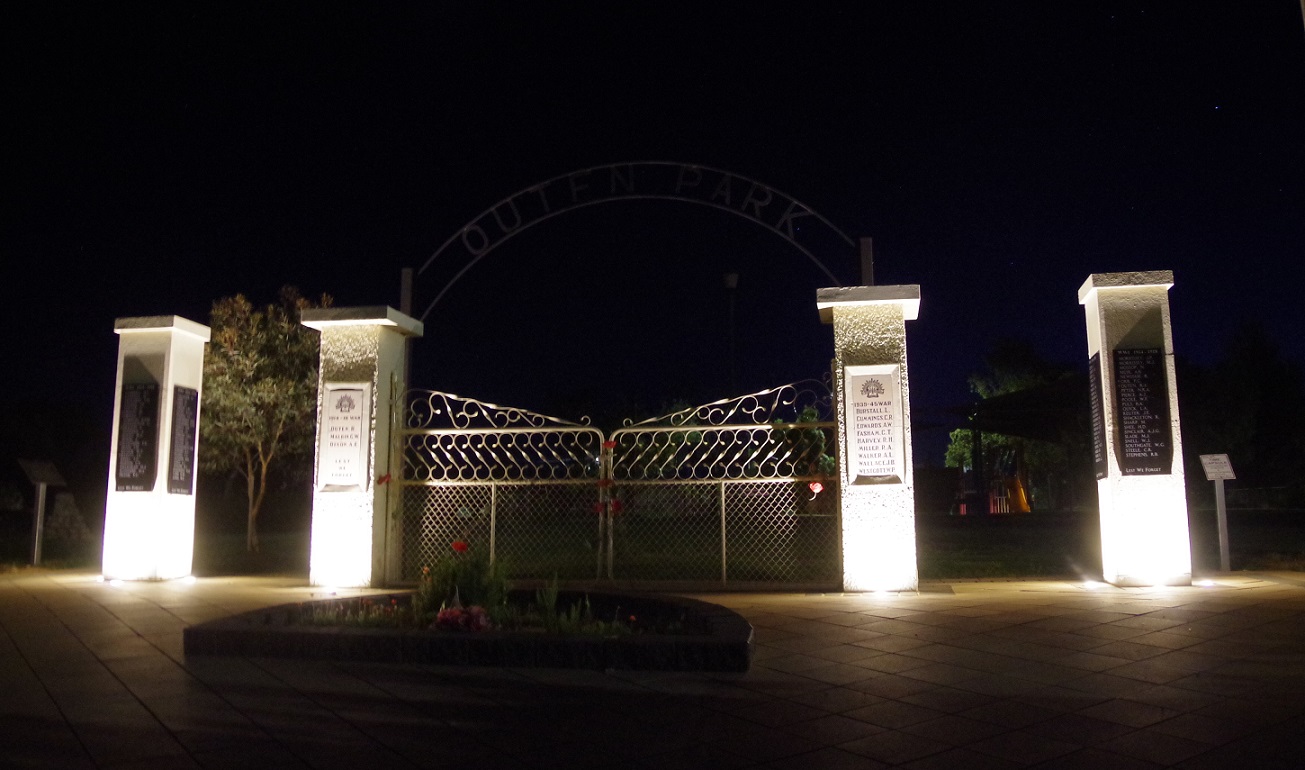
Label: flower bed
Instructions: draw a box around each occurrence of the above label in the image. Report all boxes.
[183,589,753,671]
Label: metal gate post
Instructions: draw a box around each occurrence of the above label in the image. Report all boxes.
[595,513,605,580]
[385,373,404,584]
[489,483,497,566]
[600,438,615,580]
[719,481,728,586]
[606,508,614,580]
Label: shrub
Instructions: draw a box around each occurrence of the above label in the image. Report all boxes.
[412,542,508,625]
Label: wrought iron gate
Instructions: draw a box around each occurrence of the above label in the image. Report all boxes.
[396,381,840,589]
[397,391,605,582]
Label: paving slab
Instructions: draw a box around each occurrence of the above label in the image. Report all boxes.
[4,569,1305,767]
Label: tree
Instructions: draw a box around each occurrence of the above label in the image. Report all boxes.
[200,287,331,551]
[945,339,1086,511]
[1179,321,1305,502]
[966,338,1070,401]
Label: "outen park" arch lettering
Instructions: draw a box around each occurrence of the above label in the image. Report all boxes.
[416,162,856,322]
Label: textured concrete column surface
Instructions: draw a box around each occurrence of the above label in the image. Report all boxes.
[1079,271,1191,586]
[302,306,423,587]
[818,285,920,592]
[102,316,211,580]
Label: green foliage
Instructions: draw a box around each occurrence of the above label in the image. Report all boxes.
[946,339,1082,510]
[412,546,509,624]
[966,338,1069,400]
[525,580,630,636]
[199,286,331,551]
[412,564,634,636]
[776,406,837,476]
[535,573,560,618]
[946,427,989,474]
[303,596,409,627]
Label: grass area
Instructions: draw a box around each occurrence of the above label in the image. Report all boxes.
[918,508,1305,579]
[192,531,309,577]
[0,512,100,571]
[916,512,1103,580]
[7,507,1305,583]
[1189,508,1305,572]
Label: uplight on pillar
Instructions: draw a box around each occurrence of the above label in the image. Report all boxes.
[102,316,210,580]
[302,306,423,588]
[818,285,920,592]
[1079,272,1191,586]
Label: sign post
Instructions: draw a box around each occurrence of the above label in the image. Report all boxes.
[17,460,65,566]
[1199,454,1236,572]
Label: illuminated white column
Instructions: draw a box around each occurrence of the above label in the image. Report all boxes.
[102,316,210,580]
[302,306,423,588]
[818,285,920,592]
[1079,272,1191,586]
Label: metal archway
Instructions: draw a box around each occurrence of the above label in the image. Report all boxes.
[415,161,857,322]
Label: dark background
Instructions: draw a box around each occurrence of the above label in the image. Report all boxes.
[4,3,1304,539]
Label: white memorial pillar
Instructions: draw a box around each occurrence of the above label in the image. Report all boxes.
[1079,271,1191,586]
[302,306,423,588]
[818,285,920,592]
[102,316,210,580]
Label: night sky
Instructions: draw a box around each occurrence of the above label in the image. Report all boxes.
[7,3,1305,468]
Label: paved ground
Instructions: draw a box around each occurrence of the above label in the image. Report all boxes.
[4,569,1305,768]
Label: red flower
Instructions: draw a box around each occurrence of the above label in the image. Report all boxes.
[808,481,824,495]
[602,440,616,449]
[451,540,469,553]
[433,605,491,632]
[610,500,624,514]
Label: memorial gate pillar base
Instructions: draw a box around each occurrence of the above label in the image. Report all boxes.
[302,307,423,588]
[102,316,210,581]
[818,285,920,592]
[1079,272,1191,587]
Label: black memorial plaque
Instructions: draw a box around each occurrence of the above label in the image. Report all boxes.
[168,386,199,495]
[115,382,160,491]
[1112,348,1172,475]
[1088,353,1109,480]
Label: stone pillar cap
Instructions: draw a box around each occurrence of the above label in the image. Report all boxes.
[1078,271,1174,304]
[301,306,424,337]
[816,285,920,324]
[113,315,211,341]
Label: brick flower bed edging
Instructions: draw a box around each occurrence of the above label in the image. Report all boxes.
[183,590,754,672]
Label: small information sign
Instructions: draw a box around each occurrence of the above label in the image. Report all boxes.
[318,383,370,490]
[844,364,905,484]
[1199,454,1236,481]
